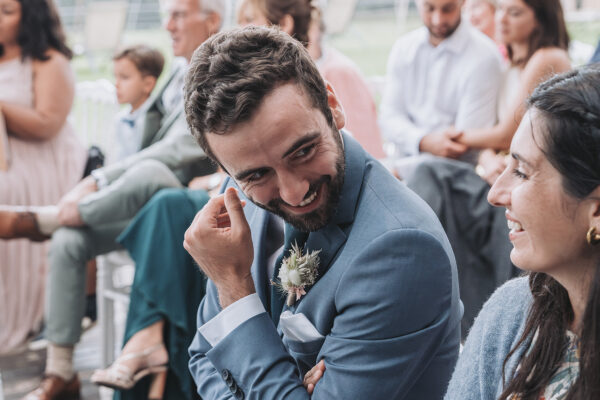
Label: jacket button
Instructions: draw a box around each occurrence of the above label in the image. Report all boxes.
[221,369,234,386]
[234,387,245,400]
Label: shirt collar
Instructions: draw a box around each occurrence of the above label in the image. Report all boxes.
[121,95,154,125]
[435,19,471,54]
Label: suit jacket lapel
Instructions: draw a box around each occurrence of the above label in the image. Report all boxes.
[150,108,183,144]
[140,66,183,148]
[244,196,271,310]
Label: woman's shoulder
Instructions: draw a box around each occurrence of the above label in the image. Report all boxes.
[466,276,532,346]
[31,49,73,81]
[444,277,532,399]
[527,47,571,72]
[31,49,70,70]
[480,276,532,318]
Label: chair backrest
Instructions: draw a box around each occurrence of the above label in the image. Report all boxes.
[71,79,120,156]
[323,0,358,35]
[84,1,128,52]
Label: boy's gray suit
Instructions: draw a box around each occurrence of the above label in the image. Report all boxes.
[189,134,462,399]
[46,66,213,345]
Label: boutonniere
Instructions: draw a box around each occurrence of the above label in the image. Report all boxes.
[274,242,321,306]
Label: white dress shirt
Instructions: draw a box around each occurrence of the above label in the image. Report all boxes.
[110,96,153,163]
[379,20,503,158]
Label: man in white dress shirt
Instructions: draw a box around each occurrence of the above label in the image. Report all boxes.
[379,0,502,166]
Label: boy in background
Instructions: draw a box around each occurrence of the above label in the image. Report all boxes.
[112,45,165,162]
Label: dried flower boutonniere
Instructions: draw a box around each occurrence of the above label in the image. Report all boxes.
[274,242,321,306]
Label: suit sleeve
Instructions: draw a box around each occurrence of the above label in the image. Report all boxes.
[189,229,458,400]
[100,116,207,184]
[188,282,237,399]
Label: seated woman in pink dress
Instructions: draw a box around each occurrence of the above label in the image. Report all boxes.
[0,0,86,353]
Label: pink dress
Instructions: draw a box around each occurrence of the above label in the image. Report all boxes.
[0,57,86,353]
[317,48,385,159]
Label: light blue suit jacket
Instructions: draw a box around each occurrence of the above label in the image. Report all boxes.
[189,133,462,399]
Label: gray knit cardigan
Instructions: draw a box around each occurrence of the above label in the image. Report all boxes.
[444,277,533,400]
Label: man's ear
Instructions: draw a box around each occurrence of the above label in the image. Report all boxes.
[325,81,345,130]
[142,75,158,96]
[205,11,222,35]
[279,14,295,36]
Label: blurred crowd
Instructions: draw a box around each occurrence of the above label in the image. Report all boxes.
[1,0,600,399]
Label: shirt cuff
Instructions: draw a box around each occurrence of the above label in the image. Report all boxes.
[90,169,108,189]
[199,293,266,347]
[410,129,428,157]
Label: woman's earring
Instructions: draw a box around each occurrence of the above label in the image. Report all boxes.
[586,226,600,245]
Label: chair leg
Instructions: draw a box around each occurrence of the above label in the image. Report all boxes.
[97,256,115,367]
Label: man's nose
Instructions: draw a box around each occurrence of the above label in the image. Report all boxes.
[165,14,175,32]
[278,173,310,207]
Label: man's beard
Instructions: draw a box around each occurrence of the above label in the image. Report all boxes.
[254,136,345,232]
[427,18,460,40]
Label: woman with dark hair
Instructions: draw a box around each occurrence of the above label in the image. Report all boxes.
[405,0,571,336]
[405,0,570,176]
[236,0,312,45]
[0,0,85,353]
[444,66,600,399]
[456,0,571,165]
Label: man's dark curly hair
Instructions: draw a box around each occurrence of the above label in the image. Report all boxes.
[0,0,73,61]
[184,26,333,162]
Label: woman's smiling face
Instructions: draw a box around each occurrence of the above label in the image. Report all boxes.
[488,110,594,276]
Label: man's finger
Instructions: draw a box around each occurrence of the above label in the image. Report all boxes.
[216,213,231,228]
[223,188,248,229]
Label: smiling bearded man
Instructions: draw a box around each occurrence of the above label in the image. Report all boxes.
[183,26,462,400]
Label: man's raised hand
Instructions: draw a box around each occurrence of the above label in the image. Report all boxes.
[184,187,255,308]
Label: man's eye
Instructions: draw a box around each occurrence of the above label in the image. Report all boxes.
[247,170,267,182]
[293,144,315,160]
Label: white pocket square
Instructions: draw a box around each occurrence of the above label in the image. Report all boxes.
[279,311,324,342]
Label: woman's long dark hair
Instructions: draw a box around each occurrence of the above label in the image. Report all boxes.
[499,67,600,400]
[507,0,569,66]
[0,0,72,60]
[245,0,312,45]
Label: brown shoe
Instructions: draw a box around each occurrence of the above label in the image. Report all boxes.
[0,210,49,242]
[22,374,80,400]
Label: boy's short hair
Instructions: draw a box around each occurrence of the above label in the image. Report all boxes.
[113,45,165,79]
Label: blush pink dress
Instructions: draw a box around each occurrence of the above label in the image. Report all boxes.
[316,48,385,159]
[0,57,86,353]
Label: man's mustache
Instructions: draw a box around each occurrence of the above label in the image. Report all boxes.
[267,175,331,209]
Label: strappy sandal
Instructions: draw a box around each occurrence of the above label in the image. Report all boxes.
[90,343,168,393]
